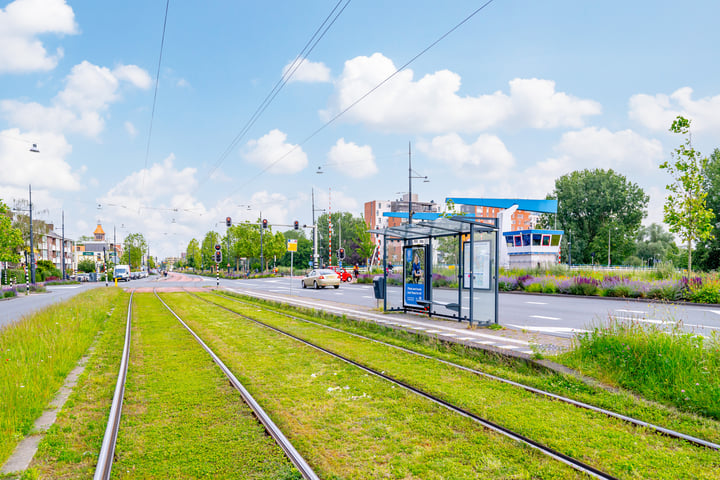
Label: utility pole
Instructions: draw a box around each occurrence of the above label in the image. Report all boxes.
[260,210,264,273]
[61,210,66,280]
[311,188,320,268]
[28,184,35,284]
[408,142,412,225]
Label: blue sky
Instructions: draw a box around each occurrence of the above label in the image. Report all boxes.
[2,0,720,259]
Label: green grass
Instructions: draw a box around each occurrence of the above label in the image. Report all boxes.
[559,317,720,419]
[0,288,122,465]
[160,292,583,479]
[31,291,131,478]
[196,292,720,480]
[110,293,300,479]
[214,290,720,446]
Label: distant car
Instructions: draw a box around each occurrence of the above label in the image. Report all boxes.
[301,269,340,289]
[331,266,352,282]
[114,265,131,282]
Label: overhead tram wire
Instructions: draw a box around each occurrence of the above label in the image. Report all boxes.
[141,0,171,192]
[194,0,352,194]
[220,0,498,200]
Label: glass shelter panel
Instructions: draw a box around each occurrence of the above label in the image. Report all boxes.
[467,231,497,326]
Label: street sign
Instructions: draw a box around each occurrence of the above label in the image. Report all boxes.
[287,239,298,252]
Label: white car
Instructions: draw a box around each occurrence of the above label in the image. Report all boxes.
[301,269,340,289]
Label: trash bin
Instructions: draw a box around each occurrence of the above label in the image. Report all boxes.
[372,276,385,299]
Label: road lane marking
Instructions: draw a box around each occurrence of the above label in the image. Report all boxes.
[611,315,720,331]
[525,301,547,305]
[530,315,560,320]
[616,309,647,314]
[506,324,589,335]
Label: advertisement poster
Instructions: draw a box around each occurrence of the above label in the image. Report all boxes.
[403,246,425,307]
[463,240,491,290]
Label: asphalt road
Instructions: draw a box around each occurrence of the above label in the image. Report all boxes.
[3,273,720,340]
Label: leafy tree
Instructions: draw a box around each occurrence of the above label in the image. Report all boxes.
[122,233,147,269]
[228,222,261,272]
[263,230,286,270]
[436,236,459,265]
[278,230,312,270]
[77,259,96,273]
[201,231,220,270]
[661,116,714,273]
[10,209,50,255]
[634,223,679,265]
[316,212,369,266]
[186,238,201,271]
[354,216,376,267]
[545,169,648,265]
[694,148,720,271]
[0,199,23,263]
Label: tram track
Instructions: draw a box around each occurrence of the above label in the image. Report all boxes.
[208,289,720,452]
[184,289,620,480]
[93,289,319,480]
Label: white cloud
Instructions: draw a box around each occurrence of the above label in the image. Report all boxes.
[244,129,308,174]
[629,87,720,134]
[0,128,80,190]
[327,138,377,178]
[323,53,601,134]
[418,133,515,180]
[112,64,152,89]
[104,154,197,203]
[283,58,331,83]
[509,128,663,199]
[0,0,78,74]
[124,121,137,138]
[1,61,151,137]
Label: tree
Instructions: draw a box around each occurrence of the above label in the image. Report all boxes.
[186,238,201,271]
[634,223,679,265]
[694,148,720,271]
[354,216,376,267]
[201,231,220,270]
[0,199,23,263]
[546,169,648,265]
[660,116,714,273]
[122,233,147,270]
[77,259,96,273]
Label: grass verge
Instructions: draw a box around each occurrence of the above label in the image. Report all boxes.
[110,293,300,479]
[198,292,720,479]
[214,290,720,446]
[0,288,122,466]
[559,317,720,419]
[161,292,584,479]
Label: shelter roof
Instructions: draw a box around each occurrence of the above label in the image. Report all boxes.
[369,215,497,241]
[446,197,558,214]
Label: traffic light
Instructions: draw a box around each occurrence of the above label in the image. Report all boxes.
[215,243,221,251]
[294,220,299,230]
[226,216,232,227]
[214,251,222,263]
[338,248,345,260]
[262,219,268,229]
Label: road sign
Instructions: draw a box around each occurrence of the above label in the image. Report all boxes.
[287,239,298,252]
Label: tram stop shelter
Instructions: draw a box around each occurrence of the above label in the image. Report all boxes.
[369,214,499,326]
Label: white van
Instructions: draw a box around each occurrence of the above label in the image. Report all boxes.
[114,265,131,282]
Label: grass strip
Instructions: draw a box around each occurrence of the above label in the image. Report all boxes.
[161,292,585,479]
[0,288,122,465]
[110,293,299,479]
[201,291,720,479]
[28,290,130,478]
[559,318,720,419]
[217,291,720,445]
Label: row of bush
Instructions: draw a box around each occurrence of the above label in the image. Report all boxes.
[499,274,720,303]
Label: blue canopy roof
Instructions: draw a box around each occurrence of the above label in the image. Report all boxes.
[446,198,558,214]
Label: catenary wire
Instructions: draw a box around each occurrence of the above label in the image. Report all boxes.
[220,0,497,200]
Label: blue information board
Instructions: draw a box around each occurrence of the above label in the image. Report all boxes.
[403,245,426,307]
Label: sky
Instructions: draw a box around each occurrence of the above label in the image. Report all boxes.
[2,0,720,260]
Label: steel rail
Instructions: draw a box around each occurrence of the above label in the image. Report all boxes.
[153,290,319,480]
[191,291,618,480]
[94,290,134,480]
[212,291,720,451]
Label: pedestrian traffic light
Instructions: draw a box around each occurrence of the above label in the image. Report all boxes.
[226,216,232,227]
[262,219,268,229]
[338,248,345,260]
[214,251,222,263]
[215,243,221,251]
[294,220,299,230]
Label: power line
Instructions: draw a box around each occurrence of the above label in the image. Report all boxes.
[194,0,352,193]
[221,0,497,199]
[141,0,171,191]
